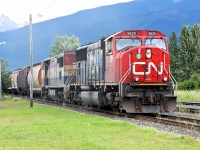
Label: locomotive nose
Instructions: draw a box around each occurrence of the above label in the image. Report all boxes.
[132,47,168,83]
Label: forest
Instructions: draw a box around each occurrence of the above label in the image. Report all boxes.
[169,24,200,90]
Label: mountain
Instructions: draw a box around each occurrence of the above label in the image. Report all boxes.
[0,0,200,70]
[0,15,17,32]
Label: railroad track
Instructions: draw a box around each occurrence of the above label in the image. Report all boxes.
[158,114,200,131]
[177,102,200,106]
[14,96,200,132]
[177,102,200,113]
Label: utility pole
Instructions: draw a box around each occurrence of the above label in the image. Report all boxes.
[29,14,33,107]
[0,62,2,99]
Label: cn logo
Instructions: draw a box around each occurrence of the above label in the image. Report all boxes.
[133,62,163,75]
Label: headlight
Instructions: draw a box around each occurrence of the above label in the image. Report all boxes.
[146,49,151,59]
[163,77,168,82]
[135,77,139,82]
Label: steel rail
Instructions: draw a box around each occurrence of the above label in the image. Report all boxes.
[157,114,200,131]
[177,102,200,106]
[176,102,200,113]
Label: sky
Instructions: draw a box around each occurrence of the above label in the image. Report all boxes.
[0,0,133,25]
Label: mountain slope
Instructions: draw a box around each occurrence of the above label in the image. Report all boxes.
[0,0,200,70]
[0,15,17,32]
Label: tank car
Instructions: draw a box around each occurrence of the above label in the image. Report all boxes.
[27,62,42,97]
[8,70,19,94]
[68,30,176,113]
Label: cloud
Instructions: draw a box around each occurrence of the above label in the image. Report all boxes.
[0,0,134,24]
[0,41,6,45]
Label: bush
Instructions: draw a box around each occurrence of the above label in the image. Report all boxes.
[178,74,200,90]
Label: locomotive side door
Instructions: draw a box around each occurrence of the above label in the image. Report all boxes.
[104,37,115,83]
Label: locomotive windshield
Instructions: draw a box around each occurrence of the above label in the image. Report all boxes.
[145,38,166,50]
[116,38,142,51]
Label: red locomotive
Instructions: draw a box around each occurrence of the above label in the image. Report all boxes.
[8,30,177,113]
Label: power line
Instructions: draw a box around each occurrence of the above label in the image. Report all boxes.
[41,0,57,14]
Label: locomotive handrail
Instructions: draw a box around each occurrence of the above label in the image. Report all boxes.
[73,65,103,86]
[169,71,178,91]
[65,70,76,85]
[66,76,74,85]
[119,68,131,83]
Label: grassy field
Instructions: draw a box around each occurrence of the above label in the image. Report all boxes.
[0,96,200,150]
[175,90,200,102]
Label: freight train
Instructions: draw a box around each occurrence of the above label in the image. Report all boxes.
[8,30,177,113]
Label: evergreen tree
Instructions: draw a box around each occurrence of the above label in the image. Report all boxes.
[179,25,195,81]
[49,35,80,57]
[169,24,200,83]
[168,31,180,81]
[191,24,200,74]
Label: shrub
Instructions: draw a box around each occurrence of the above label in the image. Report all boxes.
[178,74,200,90]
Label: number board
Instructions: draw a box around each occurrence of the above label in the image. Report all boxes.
[126,31,137,36]
[148,32,156,36]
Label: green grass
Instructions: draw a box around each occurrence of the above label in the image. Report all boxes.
[175,90,200,102]
[1,96,200,150]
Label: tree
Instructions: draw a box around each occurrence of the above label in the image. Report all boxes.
[191,24,200,74]
[0,58,9,93]
[49,35,80,57]
[179,25,195,81]
[168,31,180,81]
